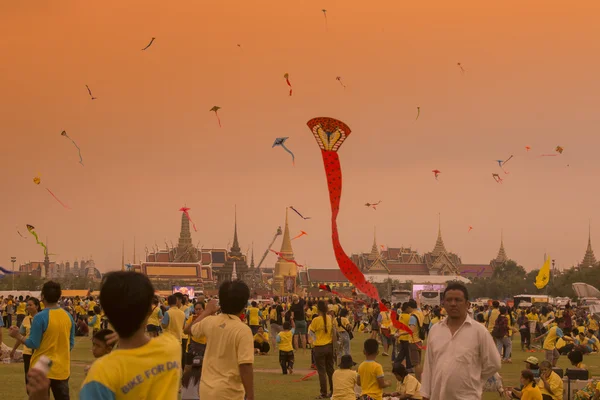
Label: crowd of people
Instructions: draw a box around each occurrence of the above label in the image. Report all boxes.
[1,278,600,399]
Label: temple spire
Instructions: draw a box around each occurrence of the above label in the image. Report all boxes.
[232,205,241,252]
[581,221,597,268]
[495,229,508,263]
[121,241,125,271]
[432,213,448,256]
[174,207,199,262]
[279,208,294,259]
[368,227,380,260]
[250,243,255,268]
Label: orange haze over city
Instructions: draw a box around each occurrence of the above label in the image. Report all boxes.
[1,1,600,273]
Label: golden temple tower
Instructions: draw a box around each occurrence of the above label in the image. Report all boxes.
[273,208,297,294]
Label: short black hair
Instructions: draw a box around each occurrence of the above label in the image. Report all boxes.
[93,305,101,314]
[273,296,279,302]
[283,321,291,330]
[476,313,485,323]
[589,329,595,335]
[219,280,250,315]
[93,329,116,348]
[499,306,507,314]
[152,297,159,305]
[392,362,408,377]
[443,282,469,301]
[251,301,257,307]
[364,338,379,355]
[568,350,583,365]
[407,299,417,309]
[492,300,500,308]
[41,281,62,303]
[99,271,155,339]
[167,295,177,306]
[339,355,353,369]
[174,292,184,300]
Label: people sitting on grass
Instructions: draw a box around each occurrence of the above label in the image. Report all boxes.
[253,326,270,355]
[383,362,422,400]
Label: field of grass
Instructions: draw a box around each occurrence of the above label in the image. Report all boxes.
[1,329,598,399]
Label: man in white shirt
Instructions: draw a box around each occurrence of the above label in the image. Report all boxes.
[420,282,501,400]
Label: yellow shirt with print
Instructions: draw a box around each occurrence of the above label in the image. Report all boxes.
[80,333,182,399]
[186,316,206,344]
[16,302,26,315]
[247,307,260,326]
[309,315,334,346]
[396,374,422,399]
[29,308,74,381]
[358,360,385,400]
[538,371,563,400]
[277,330,294,352]
[191,313,254,400]
[163,308,186,343]
[331,369,358,400]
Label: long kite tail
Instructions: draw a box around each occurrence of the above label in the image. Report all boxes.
[0,266,14,274]
[64,134,84,165]
[183,211,198,232]
[29,230,48,254]
[290,206,303,219]
[215,112,222,127]
[46,188,71,209]
[281,144,295,166]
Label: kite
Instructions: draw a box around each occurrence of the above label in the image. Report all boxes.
[283,73,292,96]
[336,76,346,89]
[432,169,441,181]
[468,226,473,233]
[289,206,311,220]
[269,249,304,269]
[16,227,27,239]
[179,207,197,232]
[525,146,531,152]
[457,62,466,74]
[272,137,295,166]
[416,107,420,120]
[306,117,411,335]
[322,9,328,30]
[291,231,307,240]
[541,146,564,157]
[556,146,564,154]
[364,201,381,210]
[26,224,48,256]
[496,155,513,174]
[0,266,14,275]
[61,130,84,166]
[461,267,486,277]
[85,85,97,100]
[141,37,155,51]
[492,173,503,184]
[209,106,222,127]
[33,174,71,209]
[293,371,318,382]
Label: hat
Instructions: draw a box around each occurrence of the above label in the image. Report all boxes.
[339,355,354,369]
[525,356,539,366]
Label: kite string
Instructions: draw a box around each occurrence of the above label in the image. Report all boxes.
[46,188,70,209]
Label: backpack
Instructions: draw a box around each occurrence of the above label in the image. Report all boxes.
[411,312,426,341]
[492,315,508,339]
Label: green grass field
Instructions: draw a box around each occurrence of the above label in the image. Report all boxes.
[1,330,598,399]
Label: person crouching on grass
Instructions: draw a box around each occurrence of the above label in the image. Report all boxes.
[383,362,422,400]
[253,326,270,355]
[185,280,255,400]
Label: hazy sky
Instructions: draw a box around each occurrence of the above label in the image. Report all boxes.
[1,1,600,273]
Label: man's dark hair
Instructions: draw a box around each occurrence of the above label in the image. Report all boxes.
[568,350,583,366]
[476,313,485,323]
[219,280,250,315]
[499,306,507,314]
[392,361,408,377]
[167,295,177,306]
[251,301,257,307]
[408,299,418,309]
[364,338,379,355]
[99,271,155,338]
[283,321,291,330]
[273,296,279,303]
[93,329,116,348]
[589,329,595,335]
[401,302,410,312]
[152,297,159,305]
[492,300,500,308]
[41,281,62,303]
[443,282,469,301]
[174,292,184,300]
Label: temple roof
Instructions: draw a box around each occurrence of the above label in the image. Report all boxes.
[581,223,597,268]
[174,208,199,263]
[431,215,448,256]
[495,230,508,263]
[278,208,294,260]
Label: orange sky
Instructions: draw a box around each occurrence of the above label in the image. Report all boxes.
[2,1,600,273]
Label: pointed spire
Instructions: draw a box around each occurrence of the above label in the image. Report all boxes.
[495,229,508,263]
[121,240,125,271]
[581,221,597,268]
[368,227,380,260]
[178,208,193,248]
[431,213,448,256]
[279,208,295,259]
[231,205,241,252]
[251,243,255,268]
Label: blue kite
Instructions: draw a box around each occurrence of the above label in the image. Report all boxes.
[272,137,295,166]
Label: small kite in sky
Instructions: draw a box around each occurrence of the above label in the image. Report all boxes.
[322,9,328,30]
[272,137,295,166]
[492,173,503,184]
[283,73,292,96]
[26,224,48,256]
[290,206,310,220]
[0,266,14,275]
[33,174,71,209]
[416,107,420,120]
[61,130,84,166]
[336,76,346,89]
[468,226,473,233]
[292,231,308,240]
[541,146,564,157]
[16,226,27,239]
[85,85,97,100]
[142,37,156,51]
[269,249,304,269]
[525,146,531,152]
[457,62,466,74]
[364,201,382,210]
[556,146,564,154]
[496,155,513,174]
[209,106,222,127]
[432,169,441,181]
[179,207,197,232]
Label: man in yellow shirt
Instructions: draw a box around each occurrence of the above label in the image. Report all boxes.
[186,280,255,400]
[538,361,563,400]
[485,301,501,334]
[161,295,186,344]
[16,295,27,327]
[246,301,262,335]
[535,318,573,366]
[80,271,182,399]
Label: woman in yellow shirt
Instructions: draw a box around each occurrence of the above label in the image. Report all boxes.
[10,297,41,386]
[512,369,542,400]
[309,300,335,399]
[253,326,270,354]
[185,302,207,365]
